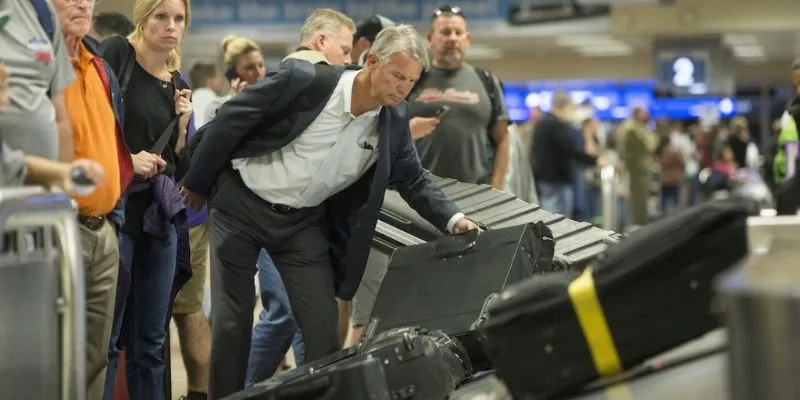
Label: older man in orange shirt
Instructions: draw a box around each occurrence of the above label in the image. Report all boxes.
[51,0,133,398]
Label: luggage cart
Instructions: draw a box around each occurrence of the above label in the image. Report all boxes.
[0,187,86,400]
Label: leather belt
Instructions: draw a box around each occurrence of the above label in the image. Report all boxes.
[78,215,106,231]
[266,202,297,214]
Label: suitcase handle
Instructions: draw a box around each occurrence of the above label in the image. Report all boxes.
[433,228,480,258]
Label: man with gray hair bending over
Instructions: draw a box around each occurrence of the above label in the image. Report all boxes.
[179,24,477,398]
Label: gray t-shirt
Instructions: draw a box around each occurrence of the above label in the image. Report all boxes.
[408,64,507,184]
[0,140,27,186]
[0,0,75,160]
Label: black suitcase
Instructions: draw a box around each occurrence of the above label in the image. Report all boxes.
[232,326,468,400]
[222,355,391,400]
[481,200,750,400]
[370,222,557,335]
[360,326,471,399]
[380,173,620,270]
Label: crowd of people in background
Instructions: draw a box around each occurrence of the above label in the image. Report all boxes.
[513,102,778,230]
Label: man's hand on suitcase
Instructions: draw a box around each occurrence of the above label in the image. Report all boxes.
[452,216,479,233]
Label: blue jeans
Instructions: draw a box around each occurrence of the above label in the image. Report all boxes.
[246,249,305,387]
[538,182,574,218]
[104,227,177,400]
[661,185,682,215]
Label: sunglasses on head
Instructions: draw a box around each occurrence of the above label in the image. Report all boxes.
[431,5,465,20]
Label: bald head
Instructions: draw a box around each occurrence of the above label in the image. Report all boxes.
[551,91,572,111]
[632,107,649,123]
[549,91,574,121]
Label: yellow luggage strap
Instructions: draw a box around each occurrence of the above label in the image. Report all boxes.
[568,267,623,376]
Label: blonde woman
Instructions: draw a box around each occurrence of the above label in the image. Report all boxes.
[100,0,193,398]
[203,35,266,122]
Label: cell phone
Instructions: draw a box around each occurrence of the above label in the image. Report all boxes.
[434,105,450,118]
[225,68,240,82]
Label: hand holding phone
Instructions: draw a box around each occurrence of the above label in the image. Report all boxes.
[434,105,450,119]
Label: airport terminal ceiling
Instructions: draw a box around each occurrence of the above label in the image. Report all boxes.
[98,0,799,81]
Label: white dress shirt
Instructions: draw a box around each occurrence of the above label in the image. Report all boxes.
[232,70,465,232]
[233,70,380,209]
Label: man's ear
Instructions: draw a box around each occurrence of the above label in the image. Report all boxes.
[311,32,326,51]
[365,52,379,67]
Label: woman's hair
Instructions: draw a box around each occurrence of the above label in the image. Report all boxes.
[221,35,261,72]
[128,0,191,71]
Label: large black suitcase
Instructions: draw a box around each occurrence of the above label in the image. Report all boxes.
[360,326,471,399]
[381,173,620,270]
[481,200,750,400]
[370,222,557,336]
[229,326,468,400]
[222,355,391,400]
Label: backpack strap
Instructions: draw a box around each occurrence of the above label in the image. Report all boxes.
[29,0,54,42]
[474,67,505,171]
[474,66,502,133]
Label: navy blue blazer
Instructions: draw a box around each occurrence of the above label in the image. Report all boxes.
[182,59,460,300]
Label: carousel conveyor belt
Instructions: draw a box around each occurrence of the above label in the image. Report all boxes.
[378,172,623,270]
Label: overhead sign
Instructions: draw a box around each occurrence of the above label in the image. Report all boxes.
[653,37,735,97]
[191,0,515,26]
[656,52,710,95]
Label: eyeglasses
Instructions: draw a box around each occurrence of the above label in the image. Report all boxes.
[431,5,465,20]
[66,0,101,4]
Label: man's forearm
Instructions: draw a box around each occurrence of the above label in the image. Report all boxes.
[24,155,69,187]
[57,119,74,162]
[490,136,510,189]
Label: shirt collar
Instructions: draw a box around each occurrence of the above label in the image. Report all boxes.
[70,41,94,71]
[340,70,381,118]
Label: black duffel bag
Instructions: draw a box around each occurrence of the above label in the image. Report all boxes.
[481,199,750,400]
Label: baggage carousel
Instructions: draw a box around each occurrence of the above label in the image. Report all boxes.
[450,330,729,400]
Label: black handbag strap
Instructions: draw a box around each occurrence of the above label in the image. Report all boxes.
[150,72,182,155]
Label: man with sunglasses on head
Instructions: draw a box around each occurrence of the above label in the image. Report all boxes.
[408,5,510,189]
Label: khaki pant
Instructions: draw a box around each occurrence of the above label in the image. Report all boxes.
[628,172,651,226]
[174,224,209,315]
[79,221,119,400]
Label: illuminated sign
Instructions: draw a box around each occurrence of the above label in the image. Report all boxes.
[657,54,710,95]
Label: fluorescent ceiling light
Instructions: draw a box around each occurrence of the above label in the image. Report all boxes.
[739,56,767,64]
[555,34,624,47]
[723,33,758,46]
[575,44,633,56]
[576,43,631,52]
[578,50,633,57]
[466,48,504,60]
[469,44,494,51]
[732,45,765,58]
